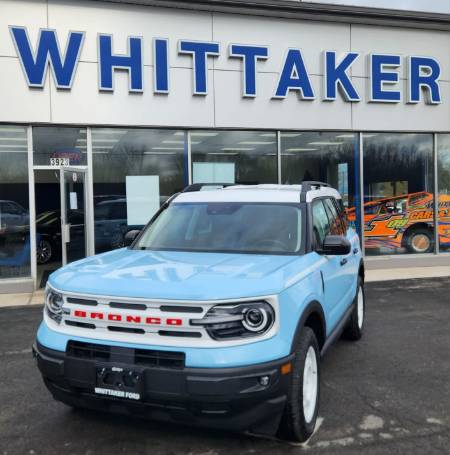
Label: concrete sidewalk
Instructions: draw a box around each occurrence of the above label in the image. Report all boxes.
[0,289,44,308]
[365,266,450,282]
[0,266,448,308]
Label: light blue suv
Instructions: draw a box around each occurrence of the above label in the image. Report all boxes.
[33,182,365,442]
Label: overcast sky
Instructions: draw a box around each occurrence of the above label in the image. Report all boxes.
[302,0,450,14]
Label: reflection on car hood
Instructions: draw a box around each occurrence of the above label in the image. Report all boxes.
[48,248,317,300]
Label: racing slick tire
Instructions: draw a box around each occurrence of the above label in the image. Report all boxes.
[404,227,434,254]
[342,278,365,341]
[278,327,320,442]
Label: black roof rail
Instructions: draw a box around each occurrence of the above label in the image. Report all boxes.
[182,183,236,192]
[300,181,331,202]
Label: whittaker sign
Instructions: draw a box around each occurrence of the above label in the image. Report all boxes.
[9,26,442,105]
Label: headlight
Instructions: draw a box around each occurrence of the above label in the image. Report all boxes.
[191,301,275,340]
[45,287,64,324]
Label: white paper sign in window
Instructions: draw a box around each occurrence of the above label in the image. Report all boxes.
[193,162,235,184]
[126,176,160,225]
[69,192,78,210]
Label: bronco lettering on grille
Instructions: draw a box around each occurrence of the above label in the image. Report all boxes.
[71,310,182,326]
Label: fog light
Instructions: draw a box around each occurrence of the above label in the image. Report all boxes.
[259,376,270,387]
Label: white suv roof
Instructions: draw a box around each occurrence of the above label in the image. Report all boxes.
[175,184,341,204]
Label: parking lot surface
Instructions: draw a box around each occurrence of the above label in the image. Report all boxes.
[1,278,449,455]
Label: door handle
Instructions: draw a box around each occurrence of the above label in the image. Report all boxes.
[353,247,359,255]
[340,258,348,266]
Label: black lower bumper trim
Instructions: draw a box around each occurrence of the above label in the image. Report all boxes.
[33,341,293,435]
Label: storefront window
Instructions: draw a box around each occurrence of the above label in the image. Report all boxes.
[280,132,360,234]
[437,134,450,253]
[363,133,434,255]
[0,126,30,278]
[32,127,87,166]
[191,131,278,184]
[92,128,186,253]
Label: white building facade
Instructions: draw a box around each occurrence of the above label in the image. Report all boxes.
[0,0,449,292]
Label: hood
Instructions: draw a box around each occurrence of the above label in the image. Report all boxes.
[48,248,312,301]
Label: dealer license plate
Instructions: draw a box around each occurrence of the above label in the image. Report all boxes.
[94,366,143,401]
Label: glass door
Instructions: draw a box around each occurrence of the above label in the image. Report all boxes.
[60,168,88,265]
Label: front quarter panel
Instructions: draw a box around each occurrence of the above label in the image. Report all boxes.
[278,261,325,347]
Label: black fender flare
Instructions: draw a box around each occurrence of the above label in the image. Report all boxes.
[290,300,326,354]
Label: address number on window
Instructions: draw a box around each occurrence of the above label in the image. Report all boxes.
[50,158,70,166]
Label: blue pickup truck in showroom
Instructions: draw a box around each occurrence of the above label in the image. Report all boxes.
[33,182,365,442]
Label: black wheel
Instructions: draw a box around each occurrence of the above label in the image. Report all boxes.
[37,239,53,265]
[342,278,365,341]
[405,227,434,254]
[278,327,320,442]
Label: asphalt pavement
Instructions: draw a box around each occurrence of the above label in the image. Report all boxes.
[0,278,449,455]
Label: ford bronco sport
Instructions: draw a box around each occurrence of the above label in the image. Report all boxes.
[33,182,365,442]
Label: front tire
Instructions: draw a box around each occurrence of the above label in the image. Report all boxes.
[278,327,320,442]
[342,278,365,341]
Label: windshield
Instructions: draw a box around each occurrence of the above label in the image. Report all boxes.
[135,203,303,255]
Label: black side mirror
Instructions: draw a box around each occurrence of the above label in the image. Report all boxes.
[124,230,141,247]
[321,235,351,255]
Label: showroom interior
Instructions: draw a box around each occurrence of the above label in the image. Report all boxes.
[0,125,449,291]
[1,0,450,292]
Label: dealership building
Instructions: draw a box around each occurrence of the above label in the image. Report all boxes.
[0,0,449,293]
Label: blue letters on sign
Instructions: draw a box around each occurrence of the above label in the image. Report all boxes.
[229,44,269,97]
[8,25,445,106]
[10,26,84,88]
[324,51,360,102]
[274,49,315,100]
[178,41,220,95]
[408,56,441,104]
[153,38,169,93]
[99,34,143,92]
[370,54,401,103]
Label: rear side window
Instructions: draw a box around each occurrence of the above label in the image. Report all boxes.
[312,200,330,250]
[335,198,348,230]
[323,198,345,235]
[4,202,22,215]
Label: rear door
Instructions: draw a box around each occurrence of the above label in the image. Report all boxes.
[311,199,345,332]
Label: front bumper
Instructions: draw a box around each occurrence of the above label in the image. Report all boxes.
[33,340,293,435]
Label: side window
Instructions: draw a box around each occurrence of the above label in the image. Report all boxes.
[323,198,344,235]
[111,202,127,220]
[5,202,21,215]
[94,203,111,221]
[312,200,330,250]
